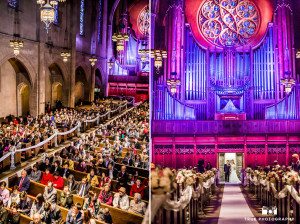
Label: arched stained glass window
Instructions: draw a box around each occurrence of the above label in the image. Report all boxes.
[8,0,19,9]
[54,4,59,25]
[79,0,85,36]
[97,0,103,44]
[138,6,150,36]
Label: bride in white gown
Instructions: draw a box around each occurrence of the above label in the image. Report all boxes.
[229,160,241,183]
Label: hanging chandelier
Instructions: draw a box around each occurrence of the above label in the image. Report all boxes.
[9,39,24,56]
[281,76,295,94]
[37,0,66,33]
[60,51,70,62]
[89,56,98,67]
[167,72,181,95]
[138,49,149,63]
[112,33,129,52]
[150,49,167,70]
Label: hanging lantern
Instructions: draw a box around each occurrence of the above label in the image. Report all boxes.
[150,49,167,70]
[281,75,295,94]
[89,56,98,67]
[167,72,181,95]
[9,39,24,56]
[40,2,55,33]
[138,49,149,63]
[61,52,71,62]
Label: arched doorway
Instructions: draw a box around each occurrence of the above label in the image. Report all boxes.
[48,63,66,108]
[0,58,32,117]
[75,66,89,104]
[95,68,104,99]
[52,82,63,105]
[17,83,30,116]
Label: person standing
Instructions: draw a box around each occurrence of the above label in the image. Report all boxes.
[291,154,300,172]
[224,160,231,182]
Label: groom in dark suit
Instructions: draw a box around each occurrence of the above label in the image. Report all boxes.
[224,160,231,182]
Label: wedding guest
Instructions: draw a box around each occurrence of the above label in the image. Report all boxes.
[61,163,71,178]
[40,168,53,185]
[17,170,30,192]
[98,185,113,205]
[52,172,64,190]
[112,187,129,210]
[30,194,45,219]
[29,213,44,224]
[83,210,96,224]
[51,161,62,174]
[0,181,10,206]
[58,186,73,209]
[43,182,57,204]
[7,202,20,224]
[18,191,32,216]
[130,179,145,199]
[86,169,99,187]
[8,186,20,208]
[98,208,112,224]
[29,164,42,182]
[66,175,78,194]
[128,193,146,215]
[83,191,98,217]
[39,158,52,172]
[197,159,205,173]
[116,166,129,190]
[77,178,90,198]
[291,154,300,172]
[0,200,8,223]
[42,202,62,224]
[206,162,212,171]
[106,164,117,180]
[66,203,83,224]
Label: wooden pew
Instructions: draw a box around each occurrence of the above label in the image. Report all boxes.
[28,181,144,224]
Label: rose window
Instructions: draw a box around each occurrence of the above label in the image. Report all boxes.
[138,6,150,36]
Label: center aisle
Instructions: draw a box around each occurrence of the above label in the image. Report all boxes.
[217,184,259,224]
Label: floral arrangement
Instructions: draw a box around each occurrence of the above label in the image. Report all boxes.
[245,167,253,174]
[176,169,196,185]
[151,167,176,195]
[211,168,218,174]
[266,171,279,183]
[282,171,299,185]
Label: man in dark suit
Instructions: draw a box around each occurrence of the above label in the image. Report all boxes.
[66,203,83,224]
[117,165,129,189]
[224,160,231,182]
[61,163,71,178]
[76,178,90,198]
[291,154,300,172]
[18,170,30,192]
[122,153,133,166]
[106,163,118,180]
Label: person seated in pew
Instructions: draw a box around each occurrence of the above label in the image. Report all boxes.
[112,187,129,210]
[98,184,113,206]
[103,155,114,168]
[8,186,20,208]
[83,210,96,224]
[128,193,146,215]
[30,194,45,219]
[61,162,71,178]
[83,191,99,217]
[66,175,78,194]
[83,151,94,164]
[30,213,45,224]
[18,191,32,216]
[130,179,145,199]
[98,172,111,188]
[106,164,118,181]
[40,168,54,186]
[53,152,63,167]
[29,164,42,182]
[122,152,134,166]
[76,160,87,173]
[77,178,90,198]
[97,208,112,224]
[134,138,141,150]
[58,185,73,209]
[116,165,129,190]
[6,202,20,224]
[0,200,8,223]
[39,158,52,173]
[0,181,10,206]
[52,172,64,190]
[42,202,62,224]
[43,182,57,204]
[66,203,83,224]
[86,169,99,188]
[17,170,30,192]
[51,161,62,175]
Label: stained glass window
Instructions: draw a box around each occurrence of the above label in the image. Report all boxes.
[79,0,85,36]
[198,0,260,47]
[97,0,103,44]
[8,0,18,9]
[138,6,150,36]
[54,4,59,25]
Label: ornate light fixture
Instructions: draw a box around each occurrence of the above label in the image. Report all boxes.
[112,33,129,52]
[89,56,98,67]
[138,49,149,63]
[60,51,70,62]
[37,0,66,33]
[9,38,24,56]
[281,72,295,94]
[167,72,181,95]
[150,49,167,71]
